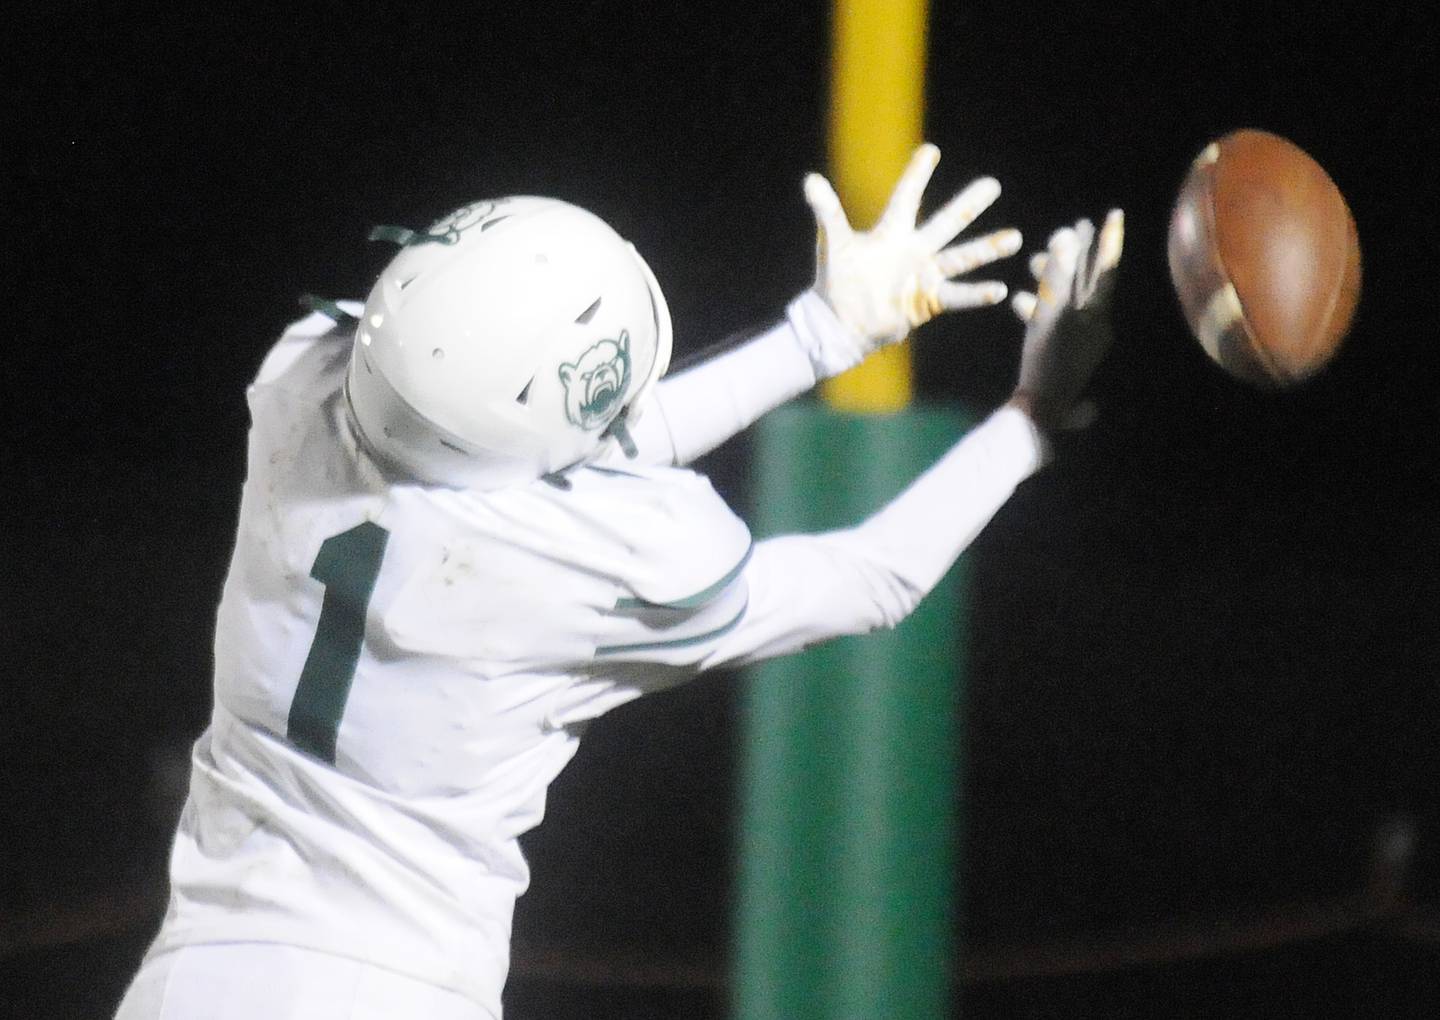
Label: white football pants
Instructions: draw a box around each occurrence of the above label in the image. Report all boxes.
[114,943,497,1020]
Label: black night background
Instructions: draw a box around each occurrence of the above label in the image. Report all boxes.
[5,3,1439,1016]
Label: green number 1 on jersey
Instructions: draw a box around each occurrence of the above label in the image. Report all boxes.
[287,521,390,764]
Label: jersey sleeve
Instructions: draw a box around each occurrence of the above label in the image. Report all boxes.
[378,462,753,675]
[607,406,1048,674]
[580,463,754,664]
[252,300,364,389]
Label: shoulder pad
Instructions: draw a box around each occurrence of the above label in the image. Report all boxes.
[566,464,752,608]
[254,300,363,387]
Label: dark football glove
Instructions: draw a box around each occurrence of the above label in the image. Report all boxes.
[1009,209,1124,433]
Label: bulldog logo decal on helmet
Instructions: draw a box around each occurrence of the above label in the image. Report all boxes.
[558,331,632,430]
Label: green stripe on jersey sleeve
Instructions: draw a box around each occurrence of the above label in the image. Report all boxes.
[596,600,748,656]
[615,544,753,611]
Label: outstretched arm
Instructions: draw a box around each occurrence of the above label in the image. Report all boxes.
[590,209,1124,679]
[702,209,1124,669]
[613,208,1117,674]
[614,143,1021,466]
[705,403,1046,668]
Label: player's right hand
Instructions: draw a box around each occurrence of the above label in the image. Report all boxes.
[1009,209,1124,433]
[802,143,1022,377]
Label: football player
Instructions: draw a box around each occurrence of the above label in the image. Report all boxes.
[115,143,1122,1019]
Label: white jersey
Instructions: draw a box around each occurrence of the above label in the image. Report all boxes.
[149,312,752,1015]
[145,296,1046,1018]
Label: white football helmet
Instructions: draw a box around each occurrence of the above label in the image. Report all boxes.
[345,196,673,489]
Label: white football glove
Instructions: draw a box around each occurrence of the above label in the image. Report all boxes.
[802,142,1022,377]
[1010,209,1124,432]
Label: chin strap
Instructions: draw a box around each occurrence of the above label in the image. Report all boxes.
[299,294,359,327]
[368,224,462,248]
[603,407,639,459]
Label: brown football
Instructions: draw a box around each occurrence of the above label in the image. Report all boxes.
[1167,129,1362,388]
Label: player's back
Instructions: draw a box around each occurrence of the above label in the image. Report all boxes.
[212,322,586,802]
[158,316,568,1005]
[147,312,751,1012]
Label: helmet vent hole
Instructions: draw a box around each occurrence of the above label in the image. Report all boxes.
[480,215,512,232]
[575,297,602,325]
[515,378,534,405]
[398,275,419,291]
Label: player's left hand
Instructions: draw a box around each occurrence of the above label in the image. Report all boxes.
[803,142,1022,375]
[1009,208,1125,433]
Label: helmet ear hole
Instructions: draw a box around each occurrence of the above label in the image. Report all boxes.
[576,297,602,325]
